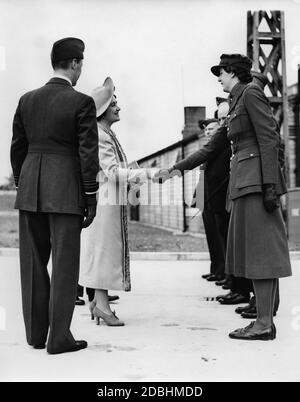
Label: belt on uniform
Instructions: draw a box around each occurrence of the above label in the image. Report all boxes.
[230,139,258,155]
[28,145,78,156]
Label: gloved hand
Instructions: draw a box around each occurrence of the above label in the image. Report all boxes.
[262,184,279,213]
[82,204,97,228]
[134,170,147,186]
[152,167,181,184]
[152,169,171,184]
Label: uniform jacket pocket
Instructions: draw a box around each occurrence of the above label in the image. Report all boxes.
[235,151,262,189]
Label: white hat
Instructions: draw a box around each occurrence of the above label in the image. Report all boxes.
[91,77,114,118]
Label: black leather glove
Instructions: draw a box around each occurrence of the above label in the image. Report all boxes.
[262,184,279,213]
[82,204,97,228]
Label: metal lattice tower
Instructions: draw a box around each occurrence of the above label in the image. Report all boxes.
[247,10,290,187]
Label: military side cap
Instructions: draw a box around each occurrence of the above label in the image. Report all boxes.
[251,70,268,87]
[211,54,252,76]
[199,118,218,130]
[51,37,85,63]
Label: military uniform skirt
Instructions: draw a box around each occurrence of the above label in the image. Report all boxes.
[226,193,292,279]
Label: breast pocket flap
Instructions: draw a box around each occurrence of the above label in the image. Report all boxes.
[235,152,262,189]
[237,152,260,162]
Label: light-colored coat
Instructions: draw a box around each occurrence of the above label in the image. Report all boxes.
[79,124,144,291]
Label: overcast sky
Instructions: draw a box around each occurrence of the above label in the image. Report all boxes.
[1,0,300,184]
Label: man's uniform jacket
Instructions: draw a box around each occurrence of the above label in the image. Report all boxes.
[11,77,99,214]
[173,126,230,277]
[10,77,99,352]
[173,125,231,213]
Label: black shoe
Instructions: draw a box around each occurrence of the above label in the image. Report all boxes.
[219,293,250,305]
[207,274,224,282]
[241,311,257,319]
[222,283,232,290]
[108,295,120,302]
[229,322,276,340]
[235,304,252,314]
[47,340,88,355]
[216,294,228,301]
[215,278,227,286]
[241,309,276,319]
[75,297,85,306]
[216,291,234,301]
[33,344,46,349]
[235,297,256,314]
[202,273,212,279]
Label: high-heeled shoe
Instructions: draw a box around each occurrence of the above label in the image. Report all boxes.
[92,306,125,326]
[89,300,96,320]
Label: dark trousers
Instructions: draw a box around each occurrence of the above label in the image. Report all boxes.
[19,211,82,353]
[77,284,95,302]
[202,207,230,276]
[231,276,253,297]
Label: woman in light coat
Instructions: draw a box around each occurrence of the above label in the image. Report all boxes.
[80,78,146,326]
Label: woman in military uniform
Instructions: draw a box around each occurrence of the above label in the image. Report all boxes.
[211,54,292,340]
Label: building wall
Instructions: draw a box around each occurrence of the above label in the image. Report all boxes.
[137,134,208,234]
[287,85,298,188]
[138,145,184,231]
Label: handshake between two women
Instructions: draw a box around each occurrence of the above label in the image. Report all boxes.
[129,166,182,188]
[152,167,182,184]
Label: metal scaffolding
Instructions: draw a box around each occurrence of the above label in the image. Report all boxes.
[247,10,290,187]
[295,65,300,187]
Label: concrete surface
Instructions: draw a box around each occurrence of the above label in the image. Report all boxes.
[0,255,299,382]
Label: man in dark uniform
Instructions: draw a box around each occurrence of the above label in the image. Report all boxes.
[196,118,224,281]
[153,107,232,286]
[199,115,230,283]
[11,37,99,354]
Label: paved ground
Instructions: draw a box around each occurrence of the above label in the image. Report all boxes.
[0,255,299,382]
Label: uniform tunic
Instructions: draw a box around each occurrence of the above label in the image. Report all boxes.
[225,82,292,279]
[10,77,99,352]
